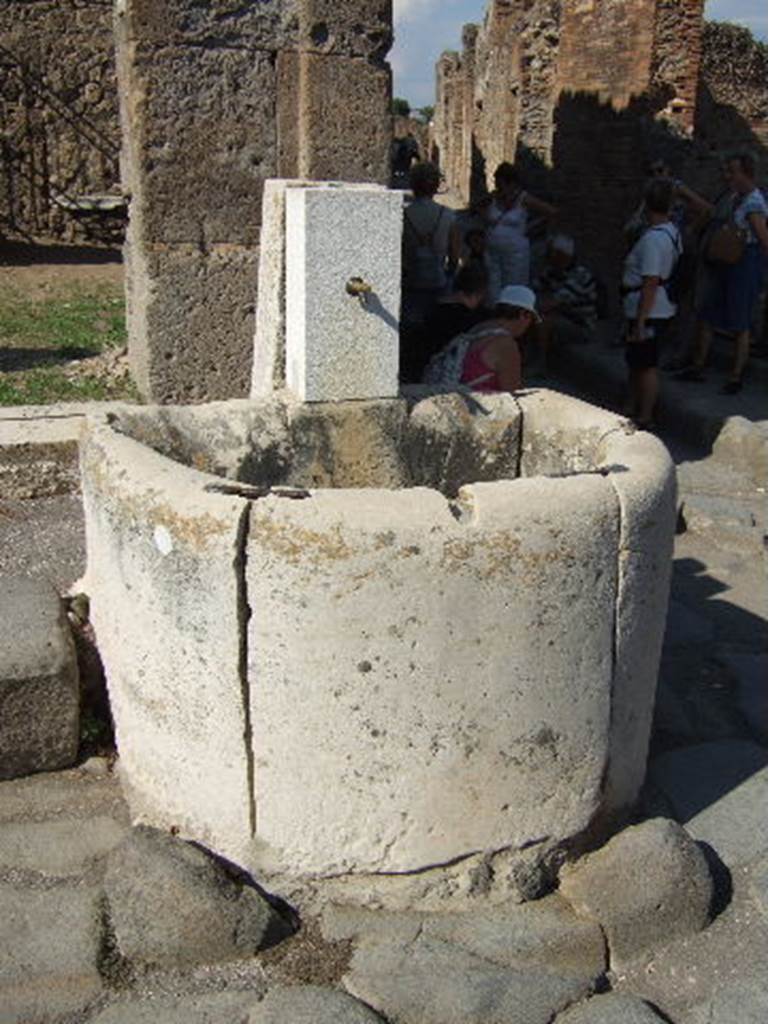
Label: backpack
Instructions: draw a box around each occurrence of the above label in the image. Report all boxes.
[623,225,688,305]
[423,325,504,388]
[403,206,446,290]
[651,226,694,304]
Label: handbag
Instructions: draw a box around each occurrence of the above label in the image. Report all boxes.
[706,222,747,264]
[706,196,748,264]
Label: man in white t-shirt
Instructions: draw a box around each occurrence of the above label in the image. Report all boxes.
[621,178,681,427]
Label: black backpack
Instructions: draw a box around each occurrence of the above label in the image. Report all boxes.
[650,226,694,305]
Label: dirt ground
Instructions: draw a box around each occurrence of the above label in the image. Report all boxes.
[0,240,124,297]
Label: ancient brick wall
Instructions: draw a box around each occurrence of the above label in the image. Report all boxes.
[433,0,713,206]
[557,0,658,111]
[0,0,121,244]
[432,0,768,304]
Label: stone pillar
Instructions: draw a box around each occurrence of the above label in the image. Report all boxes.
[116,0,392,404]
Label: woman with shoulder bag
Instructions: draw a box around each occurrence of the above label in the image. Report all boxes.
[676,153,768,393]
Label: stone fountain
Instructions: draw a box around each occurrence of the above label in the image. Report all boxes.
[80,181,676,905]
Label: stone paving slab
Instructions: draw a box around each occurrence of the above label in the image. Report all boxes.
[248,984,386,1023]
[89,990,268,1024]
[613,866,768,1022]
[0,816,127,878]
[323,893,606,979]
[0,884,104,1022]
[344,937,593,1024]
[647,741,768,867]
[719,652,768,744]
[0,767,129,826]
[556,993,667,1022]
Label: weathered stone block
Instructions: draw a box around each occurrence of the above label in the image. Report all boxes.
[560,818,713,969]
[287,399,409,488]
[285,184,402,402]
[596,430,676,813]
[516,389,628,477]
[126,242,258,403]
[246,474,619,874]
[116,0,300,59]
[404,391,520,495]
[120,46,276,246]
[298,54,391,182]
[298,0,393,59]
[0,577,79,780]
[80,417,253,867]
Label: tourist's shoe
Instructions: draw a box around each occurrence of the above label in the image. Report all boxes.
[720,379,743,394]
[674,366,706,382]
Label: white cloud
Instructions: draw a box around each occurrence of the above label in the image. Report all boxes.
[393,0,441,26]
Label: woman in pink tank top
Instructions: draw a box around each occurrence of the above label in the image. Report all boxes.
[460,284,540,392]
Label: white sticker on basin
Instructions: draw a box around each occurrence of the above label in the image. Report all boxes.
[153,525,174,556]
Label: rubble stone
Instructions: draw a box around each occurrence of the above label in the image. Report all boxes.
[559,818,713,969]
[104,826,288,968]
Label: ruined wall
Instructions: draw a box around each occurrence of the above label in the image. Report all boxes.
[118,0,392,404]
[434,0,709,206]
[0,0,121,244]
[431,1,768,301]
[697,22,768,156]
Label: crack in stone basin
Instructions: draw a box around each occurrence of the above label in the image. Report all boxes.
[81,388,677,899]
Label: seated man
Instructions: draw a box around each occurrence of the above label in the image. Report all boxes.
[534,234,599,373]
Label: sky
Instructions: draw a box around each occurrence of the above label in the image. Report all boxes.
[392,0,768,108]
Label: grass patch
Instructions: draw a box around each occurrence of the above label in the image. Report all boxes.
[0,285,138,405]
[0,290,126,353]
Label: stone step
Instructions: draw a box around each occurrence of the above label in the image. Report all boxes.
[550,327,768,487]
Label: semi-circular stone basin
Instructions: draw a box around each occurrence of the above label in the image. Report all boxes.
[80,388,675,893]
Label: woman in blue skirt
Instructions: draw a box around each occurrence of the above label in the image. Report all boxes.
[678,153,768,393]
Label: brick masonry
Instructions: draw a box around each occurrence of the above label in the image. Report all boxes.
[433,0,767,301]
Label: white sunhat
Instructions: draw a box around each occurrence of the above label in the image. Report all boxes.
[497,284,542,322]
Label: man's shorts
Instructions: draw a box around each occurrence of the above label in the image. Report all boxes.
[624,318,673,370]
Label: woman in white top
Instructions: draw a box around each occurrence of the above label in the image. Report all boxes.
[483,162,556,302]
[621,178,682,427]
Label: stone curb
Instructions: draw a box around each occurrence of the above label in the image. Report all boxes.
[552,335,768,487]
[0,402,126,499]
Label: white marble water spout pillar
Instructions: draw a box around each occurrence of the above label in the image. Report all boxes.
[252,181,403,402]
